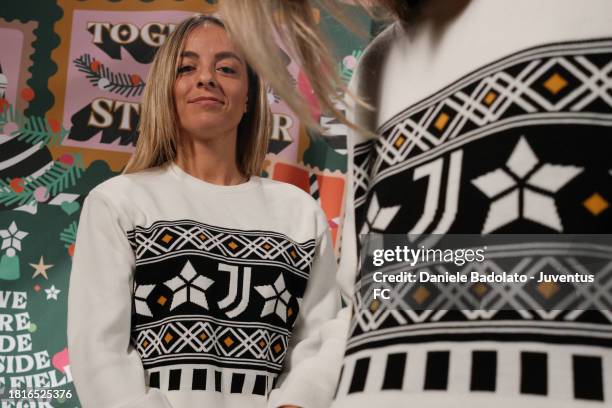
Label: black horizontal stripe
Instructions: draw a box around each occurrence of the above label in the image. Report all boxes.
[141,356,283,374]
[348,321,612,336]
[0,143,53,180]
[345,332,612,356]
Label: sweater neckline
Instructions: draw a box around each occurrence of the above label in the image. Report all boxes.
[167,162,259,193]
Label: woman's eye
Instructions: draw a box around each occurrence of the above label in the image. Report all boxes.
[218,66,236,74]
[177,65,194,74]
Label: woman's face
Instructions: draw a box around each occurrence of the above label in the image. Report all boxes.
[174,23,249,141]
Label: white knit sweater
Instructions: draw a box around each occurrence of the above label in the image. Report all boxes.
[68,163,347,408]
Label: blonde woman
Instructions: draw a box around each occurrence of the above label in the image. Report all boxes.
[68,14,344,408]
[222,1,612,408]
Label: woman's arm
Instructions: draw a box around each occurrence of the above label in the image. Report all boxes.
[268,208,351,408]
[68,190,172,408]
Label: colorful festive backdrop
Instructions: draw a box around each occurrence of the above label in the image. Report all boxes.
[0,0,379,406]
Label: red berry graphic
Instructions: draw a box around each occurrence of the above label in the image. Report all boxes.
[130,74,142,86]
[10,178,25,193]
[59,154,74,165]
[91,59,101,73]
[21,88,35,102]
[48,118,61,133]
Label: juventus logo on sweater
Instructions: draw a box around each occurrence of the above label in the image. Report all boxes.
[126,219,316,385]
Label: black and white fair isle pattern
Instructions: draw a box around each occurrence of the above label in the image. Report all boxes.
[343,39,612,403]
[126,220,316,394]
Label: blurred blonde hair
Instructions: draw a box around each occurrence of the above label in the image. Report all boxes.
[124,14,271,177]
[219,0,418,132]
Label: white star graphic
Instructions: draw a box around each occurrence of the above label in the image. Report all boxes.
[255,274,292,322]
[472,137,583,233]
[0,221,28,251]
[359,192,401,235]
[45,285,61,300]
[30,256,53,280]
[133,284,155,317]
[164,261,214,310]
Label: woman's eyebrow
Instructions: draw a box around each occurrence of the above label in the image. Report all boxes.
[179,50,199,59]
[178,50,244,64]
[215,51,244,64]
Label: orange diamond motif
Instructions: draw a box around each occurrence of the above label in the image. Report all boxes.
[223,336,235,347]
[199,233,206,241]
[142,340,149,348]
[228,241,238,250]
[483,91,498,106]
[472,283,488,298]
[394,135,406,148]
[273,343,282,353]
[434,112,450,131]
[263,243,271,250]
[164,333,173,343]
[161,234,173,244]
[583,193,609,216]
[287,307,293,317]
[290,250,297,258]
[369,299,380,312]
[412,286,430,305]
[157,296,167,306]
[537,281,560,300]
[543,73,568,95]
[199,333,208,341]
[258,340,266,348]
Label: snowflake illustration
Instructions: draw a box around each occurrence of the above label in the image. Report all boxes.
[0,221,28,252]
[359,193,401,235]
[472,137,583,233]
[255,274,292,322]
[133,284,156,317]
[164,261,214,310]
[45,285,61,300]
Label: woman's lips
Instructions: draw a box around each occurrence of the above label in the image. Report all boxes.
[188,96,224,106]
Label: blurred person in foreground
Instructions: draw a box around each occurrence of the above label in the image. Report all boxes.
[221,1,612,407]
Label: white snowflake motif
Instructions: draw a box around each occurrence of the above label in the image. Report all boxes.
[0,221,28,252]
[255,274,292,322]
[45,285,61,300]
[133,284,156,317]
[359,192,401,235]
[164,261,214,310]
[472,137,583,233]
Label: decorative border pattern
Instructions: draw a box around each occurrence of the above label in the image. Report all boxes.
[127,220,316,276]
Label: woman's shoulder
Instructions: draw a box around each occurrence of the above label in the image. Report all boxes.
[258,177,321,211]
[258,177,328,238]
[88,166,167,202]
[357,22,402,73]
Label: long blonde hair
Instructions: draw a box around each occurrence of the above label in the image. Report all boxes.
[219,1,419,132]
[124,14,271,177]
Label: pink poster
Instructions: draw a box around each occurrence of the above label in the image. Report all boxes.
[61,10,195,152]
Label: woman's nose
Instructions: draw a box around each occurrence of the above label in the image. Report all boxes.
[197,69,217,89]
